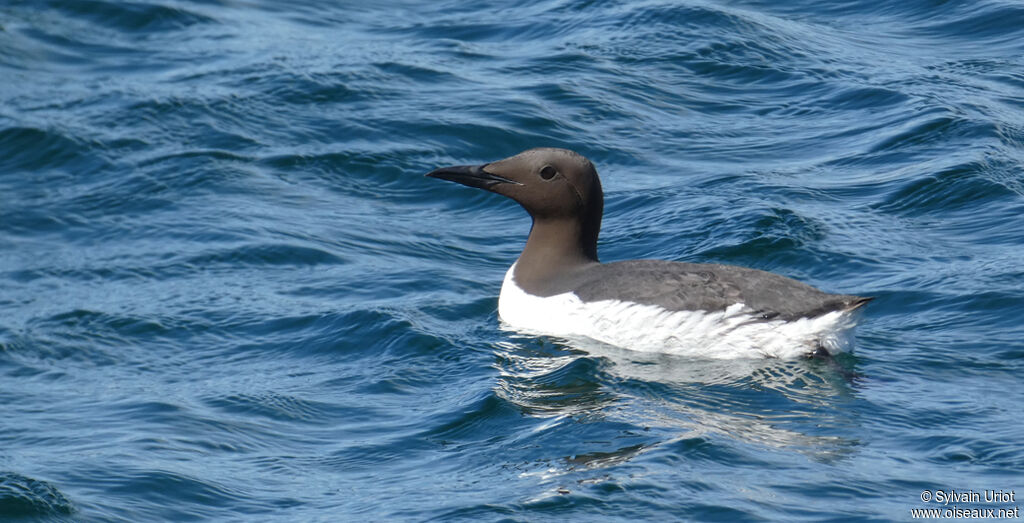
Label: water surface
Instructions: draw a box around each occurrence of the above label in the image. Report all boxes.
[2,0,1023,520]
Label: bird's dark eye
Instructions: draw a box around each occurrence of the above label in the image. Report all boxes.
[539,165,557,180]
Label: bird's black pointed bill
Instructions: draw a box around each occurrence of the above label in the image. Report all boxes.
[425,164,521,189]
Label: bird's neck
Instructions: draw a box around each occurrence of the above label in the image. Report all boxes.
[513,217,599,295]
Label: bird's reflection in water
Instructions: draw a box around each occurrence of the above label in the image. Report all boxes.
[493,333,863,484]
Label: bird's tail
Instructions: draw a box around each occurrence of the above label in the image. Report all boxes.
[844,296,873,312]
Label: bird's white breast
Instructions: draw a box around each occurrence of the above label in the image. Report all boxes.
[497,263,857,359]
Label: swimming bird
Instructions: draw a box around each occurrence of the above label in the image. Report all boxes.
[427,148,870,359]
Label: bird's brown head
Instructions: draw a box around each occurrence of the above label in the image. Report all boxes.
[426,148,604,261]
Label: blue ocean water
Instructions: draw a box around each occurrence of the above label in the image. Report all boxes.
[2,0,1023,520]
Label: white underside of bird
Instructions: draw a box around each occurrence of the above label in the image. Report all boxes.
[498,263,858,359]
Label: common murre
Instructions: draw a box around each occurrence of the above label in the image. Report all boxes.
[427,148,871,359]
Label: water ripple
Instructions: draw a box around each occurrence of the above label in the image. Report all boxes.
[0,472,74,518]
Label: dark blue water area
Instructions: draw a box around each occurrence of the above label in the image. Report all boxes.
[2,0,1023,520]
